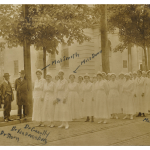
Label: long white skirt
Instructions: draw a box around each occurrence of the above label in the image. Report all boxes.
[122,92,135,115]
[54,90,72,121]
[108,90,121,114]
[42,92,55,122]
[135,89,148,113]
[94,90,109,119]
[132,94,137,114]
[32,90,44,122]
[78,92,84,118]
[68,91,81,119]
[83,91,95,116]
[119,93,123,109]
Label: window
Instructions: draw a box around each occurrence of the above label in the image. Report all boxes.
[61,44,69,68]
[14,60,19,75]
[123,60,127,68]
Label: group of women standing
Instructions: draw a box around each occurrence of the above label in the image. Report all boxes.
[32,69,150,129]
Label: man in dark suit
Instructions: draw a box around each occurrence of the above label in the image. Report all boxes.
[15,70,29,120]
[1,73,14,122]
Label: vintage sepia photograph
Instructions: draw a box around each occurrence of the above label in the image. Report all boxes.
[0,3,150,146]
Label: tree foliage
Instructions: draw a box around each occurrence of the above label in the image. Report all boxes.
[107,4,150,52]
[0,4,93,54]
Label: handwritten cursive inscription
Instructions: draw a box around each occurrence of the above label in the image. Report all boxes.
[41,52,79,70]
[24,124,50,138]
[73,50,102,73]
[0,130,19,142]
[143,118,150,123]
[11,124,50,144]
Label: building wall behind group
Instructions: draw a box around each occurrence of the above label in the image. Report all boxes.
[3,45,38,84]
[108,31,128,74]
[3,46,24,85]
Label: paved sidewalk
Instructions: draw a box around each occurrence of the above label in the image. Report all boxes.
[0,114,149,146]
[0,109,32,127]
[47,119,150,146]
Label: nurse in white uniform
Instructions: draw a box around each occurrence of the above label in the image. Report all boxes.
[132,71,137,114]
[102,72,107,83]
[42,72,56,127]
[78,75,84,118]
[108,73,121,119]
[32,69,46,127]
[132,71,137,80]
[122,73,135,120]
[94,71,109,124]
[92,75,97,103]
[145,70,150,114]
[54,70,72,129]
[82,73,94,122]
[134,70,147,117]
[55,75,60,87]
[118,72,125,113]
[66,73,81,119]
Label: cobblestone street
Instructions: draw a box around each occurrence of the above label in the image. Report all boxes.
[0,114,150,146]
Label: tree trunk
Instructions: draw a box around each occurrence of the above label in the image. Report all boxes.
[143,47,148,71]
[148,47,150,70]
[22,4,33,117]
[100,5,110,73]
[128,44,132,72]
[43,47,46,79]
[143,6,148,71]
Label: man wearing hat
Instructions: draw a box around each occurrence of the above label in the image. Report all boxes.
[15,70,29,119]
[1,73,14,122]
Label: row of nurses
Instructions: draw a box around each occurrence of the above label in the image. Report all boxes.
[93,72,138,120]
[116,70,150,118]
[32,69,150,129]
[32,70,56,127]
[32,70,95,129]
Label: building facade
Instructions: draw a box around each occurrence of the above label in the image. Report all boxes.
[0,27,143,84]
[45,27,143,80]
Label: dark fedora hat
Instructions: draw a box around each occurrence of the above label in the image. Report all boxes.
[3,73,10,77]
[19,70,25,74]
